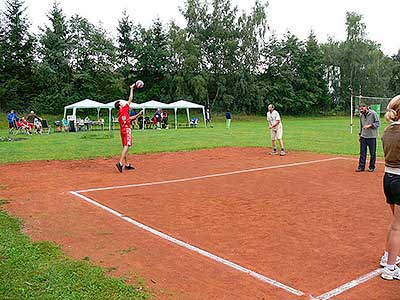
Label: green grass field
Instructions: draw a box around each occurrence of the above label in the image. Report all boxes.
[0,116,385,164]
[0,115,387,299]
[0,202,149,300]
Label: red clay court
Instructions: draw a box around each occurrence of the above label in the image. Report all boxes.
[1,147,398,300]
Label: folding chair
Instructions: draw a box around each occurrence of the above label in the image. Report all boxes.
[41,119,51,134]
[12,120,30,135]
[190,118,199,128]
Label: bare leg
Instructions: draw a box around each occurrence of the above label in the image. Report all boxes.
[124,146,130,166]
[271,139,277,150]
[385,205,395,251]
[278,139,284,149]
[387,205,400,265]
[119,146,129,165]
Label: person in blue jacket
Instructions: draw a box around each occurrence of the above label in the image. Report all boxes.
[7,110,19,129]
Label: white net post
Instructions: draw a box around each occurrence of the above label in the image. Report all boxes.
[350,92,354,134]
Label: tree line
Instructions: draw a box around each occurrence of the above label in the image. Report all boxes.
[0,0,399,115]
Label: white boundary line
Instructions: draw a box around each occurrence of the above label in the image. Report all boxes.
[340,157,385,165]
[314,268,383,300]
[70,191,305,297]
[69,156,381,299]
[76,157,343,193]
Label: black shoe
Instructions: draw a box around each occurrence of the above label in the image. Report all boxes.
[368,168,375,172]
[125,164,135,170]
[355,168,365,172]
[116,162,123,173]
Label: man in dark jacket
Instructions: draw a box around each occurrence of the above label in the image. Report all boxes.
[356,104,380,172]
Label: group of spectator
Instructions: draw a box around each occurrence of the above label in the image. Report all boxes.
[7,110,43,134]
[130,109,169,130]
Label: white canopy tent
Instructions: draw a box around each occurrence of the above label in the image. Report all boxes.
[64,99,107,119]
[84,99,206,130]
[63,99,109,130]
[169,100,206,129]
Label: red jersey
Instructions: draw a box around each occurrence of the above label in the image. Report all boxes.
[118,103,130,131]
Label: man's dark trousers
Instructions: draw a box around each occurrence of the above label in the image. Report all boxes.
[358,137,377,170]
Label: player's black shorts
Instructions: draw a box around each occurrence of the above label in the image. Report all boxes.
[384,172,400,205]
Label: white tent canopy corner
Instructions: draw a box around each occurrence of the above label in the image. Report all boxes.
[169,100,206,129]
[63,99,109,129]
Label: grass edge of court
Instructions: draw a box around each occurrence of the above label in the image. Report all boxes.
[0,202,151,300]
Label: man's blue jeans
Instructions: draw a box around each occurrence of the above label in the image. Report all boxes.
[358,137,376,170]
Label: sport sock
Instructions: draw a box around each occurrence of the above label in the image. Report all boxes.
[387,264,395,271]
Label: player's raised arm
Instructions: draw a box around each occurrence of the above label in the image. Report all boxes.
[128,84,136,105]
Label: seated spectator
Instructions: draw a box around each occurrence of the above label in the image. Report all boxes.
[62,119,69,132]
[77,118,85,131]
[190,117,199,127]
[161,111,169,129]
[34,117,43,134]
[7,110,19,131]
[98,118,105,130]
[137,115,144,129]
[144,116,151,129]
[84,116,91,131]
[16,117,33,134]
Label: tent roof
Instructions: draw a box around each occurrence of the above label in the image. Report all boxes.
[64,99,106,109]
[170,100,205,109]
[140,100,173,109]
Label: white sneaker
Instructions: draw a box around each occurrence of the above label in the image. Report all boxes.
[280,150,286,156]
[380,253,400,267]
[381,265,400,280]
[269,150,278,155]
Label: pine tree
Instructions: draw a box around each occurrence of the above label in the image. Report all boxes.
[34,1,72,113]
[0,0,35,112]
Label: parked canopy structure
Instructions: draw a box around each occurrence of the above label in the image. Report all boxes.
[64,99,206,130]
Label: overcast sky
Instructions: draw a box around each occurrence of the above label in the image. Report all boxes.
[2,0,399,56]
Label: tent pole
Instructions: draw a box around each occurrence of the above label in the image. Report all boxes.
[109,108,112,131]
[174,108,177,129]
[202,107,206,128]
[186,108,190,125]
[142,108,145,130]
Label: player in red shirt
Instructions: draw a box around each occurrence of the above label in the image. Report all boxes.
[115,84,143,172]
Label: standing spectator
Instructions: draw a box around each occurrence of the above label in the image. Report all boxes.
[7,110,19,130]
[267,104,286,156]
[206,108,213,128]
[153,109,162,129]
[225,111,232,129]
[380,95,400,280]
[355,104,380,172]
[26,110,40,124]
[27,111,43,134]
